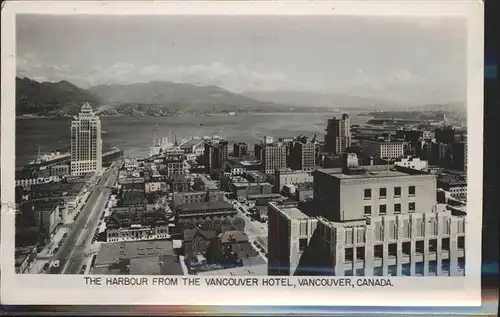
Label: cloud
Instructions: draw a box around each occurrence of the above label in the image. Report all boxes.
[16,54,313,92]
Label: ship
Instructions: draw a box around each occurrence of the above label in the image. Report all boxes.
[28,146,71,168]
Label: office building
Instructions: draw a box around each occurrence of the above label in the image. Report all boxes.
[70,102,102,176]
[261,142,287,174]
[324,114,351,155]
[268,201,318,276]
[204,138,228,174]
[233,142,248,157]
[274,168,314,193]
[358,139,404,161]
[394,157,429,172]
[269,159,467,277]
[289,136,316,172]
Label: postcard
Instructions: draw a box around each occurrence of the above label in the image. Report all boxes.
[1,0,484,307]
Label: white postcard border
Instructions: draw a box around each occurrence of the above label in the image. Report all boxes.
[1,0,484,307]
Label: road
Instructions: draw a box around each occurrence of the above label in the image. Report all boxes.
[47,166,119,274]
[228,198,269,252]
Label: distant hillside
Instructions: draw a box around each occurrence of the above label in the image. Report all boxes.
[242,90,402,110]
[88,81,288,114]
[408,102,466,114]
[16,77,101,116]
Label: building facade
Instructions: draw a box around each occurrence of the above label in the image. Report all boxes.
[70,102,103,176]
[290,137,316,172]
[267,202,318,276]
[204,138,229,174]
[274,169,314,193]
[394,157,429,171]
[358,140,404,161]
[260,143,287,174]
[324,114,351,155]
[233,143,249,157]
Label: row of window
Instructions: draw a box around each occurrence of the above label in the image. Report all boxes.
[344,257,465,276]
[344,237,465,262]
[364,202,415,215]
[364,186,415,199]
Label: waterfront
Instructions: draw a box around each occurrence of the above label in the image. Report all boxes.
[16,112,371,168]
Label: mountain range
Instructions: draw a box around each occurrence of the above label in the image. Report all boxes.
[15,76,465,116]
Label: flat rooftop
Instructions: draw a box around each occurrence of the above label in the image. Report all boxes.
[273,204,310,220]
[316,165,429,180]
[94,240,175,266]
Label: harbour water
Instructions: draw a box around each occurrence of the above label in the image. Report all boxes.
[16,112,371,168]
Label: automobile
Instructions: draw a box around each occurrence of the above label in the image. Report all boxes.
[53,247,59,253]
[58,241,63,247]
[63,233,68,238]
[43,263,50,270]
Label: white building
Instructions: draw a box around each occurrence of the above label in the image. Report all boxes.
[70,102,102,176]
[358,139,405,161]
[15,175,61,188]
[394,156,429,171]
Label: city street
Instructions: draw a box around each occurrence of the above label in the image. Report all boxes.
[231,199,268,253]
[46,165,119,274]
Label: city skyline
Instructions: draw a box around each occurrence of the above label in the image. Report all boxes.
[17,15,467,105]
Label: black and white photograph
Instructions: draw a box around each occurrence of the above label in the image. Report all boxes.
[1,0,483,307]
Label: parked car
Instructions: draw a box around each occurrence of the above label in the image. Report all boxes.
[53,247,59,253]
[43,263,50,270]
[63,233,68,238]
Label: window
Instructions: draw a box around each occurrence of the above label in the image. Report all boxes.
[379,188,387,198]
[299,238,308,252]
[408,202,416,212]
[416,241,424,254]
[402,242,411,257]
[344,269,353,276]
[374,245,383,259]
[364,205,372,216]
[429,239,438,253]
[394,203,401,214]
[441,259,450,276]
[374,267,383,276]
[388,243,397,257]
[442,238,450,251]
[356,247,365,261]
[364,189,371,199]
[355,268,365,276]
[458,257,465,273]
[388,265,397,276]
[394,186,401,197]
[402,263,411,276]
[458,236,465,250]
[409,186,416,196]
[344,247,354,262]
[429,260,438,275]
[379,204,387,215]
[415,262,424,276]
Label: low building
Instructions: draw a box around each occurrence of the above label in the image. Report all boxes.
[274,168,313,193]
[145,182,167,194]
[177,201,245,232]
[245,171,267,183]
[358,139,405,161]
[15,246,38,274]
[180,138,206,156]
[394,156,429,171]
[240,160,263,171]
[91,240,183,275]
[295,182,314,202]
[105,209,172,243]
[437,174,467,199]
[171,174,190,193]
[172,190,224,207]
[15,176,61,188]
[50,165,70,177]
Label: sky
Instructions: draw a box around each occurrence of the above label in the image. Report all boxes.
[16,15,467,104]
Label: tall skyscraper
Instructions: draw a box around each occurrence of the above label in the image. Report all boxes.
[324,114,351,154]
[204,138,228,174]
[233,142,248,157]
[70,102,102,176]
[262,142,287,174]
[289,136,316,172]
